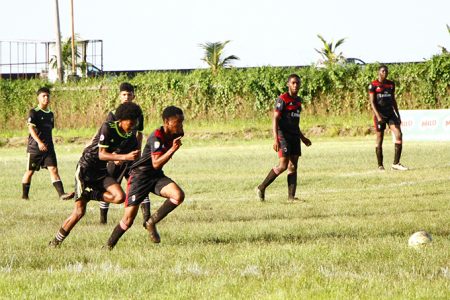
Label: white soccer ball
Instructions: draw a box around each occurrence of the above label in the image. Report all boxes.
[408,231,432,247]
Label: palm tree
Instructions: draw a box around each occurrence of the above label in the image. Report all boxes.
[315,34,346,66]
[199,40,239,74]
[49,36,81,74]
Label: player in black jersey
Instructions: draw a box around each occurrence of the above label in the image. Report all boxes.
[21,87,74,201]
[369,65,408,171]
[256,74,311,202]
[98,82,150,225]
[105,106,185,249]
[49,102,142,247]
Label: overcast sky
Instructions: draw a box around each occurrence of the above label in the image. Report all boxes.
[0,0,449,71]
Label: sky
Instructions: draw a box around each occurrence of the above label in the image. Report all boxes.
[0,0,449,71]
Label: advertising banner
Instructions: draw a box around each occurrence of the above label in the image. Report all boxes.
[399,109,450,141]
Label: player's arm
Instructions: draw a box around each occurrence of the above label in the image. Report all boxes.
[136,131,143,152]
[272,110,281,152]
[27,124,48,152]
[98,147,140,161]
[151,136,182,170]
[299,131,312,147]
[391,86,401,121]
[369,92,382,122]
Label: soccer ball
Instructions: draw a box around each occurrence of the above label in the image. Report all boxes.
[408,231,432,247]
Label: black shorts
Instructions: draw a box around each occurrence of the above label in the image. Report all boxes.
[27,150,57,171]
[107,161,131,183]
[74,164,117,200]
[277,132,301,158]
[373,114,401,132]
[125,171,174,207]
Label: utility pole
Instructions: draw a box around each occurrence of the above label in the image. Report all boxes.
[54,0,64,82]
[70,0,77,77]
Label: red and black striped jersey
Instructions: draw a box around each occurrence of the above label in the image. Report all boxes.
[369,79,396,115]
[274,93,302,136]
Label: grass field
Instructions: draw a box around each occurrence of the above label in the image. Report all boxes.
[0,137,449,299]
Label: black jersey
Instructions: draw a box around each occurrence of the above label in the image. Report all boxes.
[106,107,144,134]
[274,93,302,136]
[26,107,55,153]
[369,79,396,117]
[78,121,138,172]
[130,127,173,176]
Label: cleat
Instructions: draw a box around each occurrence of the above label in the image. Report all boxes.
[60,192,75,200]
[22,196,29,200]
[48,239,61,248]
[391,163,408,171]
[102,244,114,251]
[378,165,385,171]
[145,220,161,243]
[255,187,265,201]
[288,197,304,203]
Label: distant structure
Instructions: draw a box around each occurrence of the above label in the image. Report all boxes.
[0,39,103,81]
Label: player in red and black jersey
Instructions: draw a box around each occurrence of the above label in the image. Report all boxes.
[256,74,311,202]
[21,87,74,201]
[369,65,408,171]
[49,102,142,247]
[105,106,185,249]
[98,82,150,226]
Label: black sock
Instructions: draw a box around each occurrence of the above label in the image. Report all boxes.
[140,198,151,223]
[394,144,402,165]
[22,183,31,199]
[52,180,65,196]
[107,223,127,248]
[100,202,109,224]
[149,199,178,225]
[258,169,279,190]
[375,147,383,167]
[287,172,297,199]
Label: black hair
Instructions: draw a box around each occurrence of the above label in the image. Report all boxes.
[162,106,183,120]
[36,87,50,95]
[287,73,300,82]
[115,102,142,121]
[379,64,388,71]
[119,82,135,93]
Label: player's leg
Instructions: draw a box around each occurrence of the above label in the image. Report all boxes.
[140,196,151,228]
[257,156,289,201]
[99,201,110,224]
[106,205,140,250]
[21,170,34,200]
[49,199,87,247]
[47,165,74,200]
[374,117,385,170]
[102,183,126,204]
[390,124,408,170]
[287,155,300,201]
[145,179,184,243]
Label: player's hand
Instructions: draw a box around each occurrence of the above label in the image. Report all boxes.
[376,119,385,131]
[302,137,312,147]
[125,150,140,161]
[171,136,183,152]
[38,142,48,152]
[273,140,279,152]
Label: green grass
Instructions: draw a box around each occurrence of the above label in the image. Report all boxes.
[0,137,449,299]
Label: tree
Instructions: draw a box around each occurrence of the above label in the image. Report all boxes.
[315,34,346,66]
[49,36,81,75]
[438,24,450,53]
[199,40,239,74]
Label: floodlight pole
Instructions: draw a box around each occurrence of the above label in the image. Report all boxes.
[54,0,64,82]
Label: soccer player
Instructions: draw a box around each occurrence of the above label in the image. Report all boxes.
[49,102,142,247]
[369,65,408,171]
[21,87,74,201]
[256,74,311,202]
[105,106,185,249]
[98,82,150,225]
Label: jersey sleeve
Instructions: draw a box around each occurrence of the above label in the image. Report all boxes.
[97,123,112,148]
[105,111,116,122]
[149,134,164,155]
[136,113,144,132]
[27,109,38,127]
[368,82,376,94]
[274,97,285,112]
